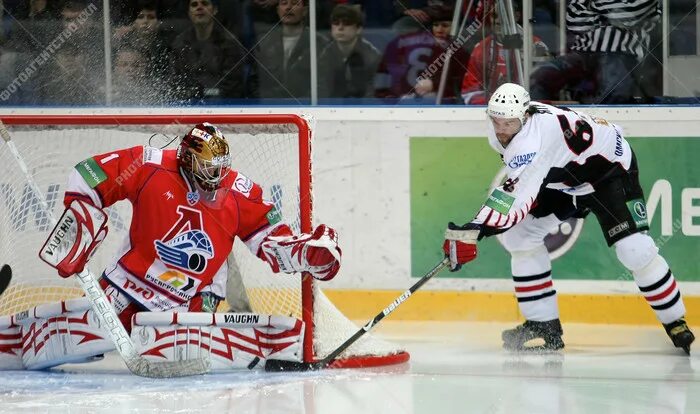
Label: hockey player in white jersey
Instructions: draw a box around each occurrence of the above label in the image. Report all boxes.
[443,83,695,354]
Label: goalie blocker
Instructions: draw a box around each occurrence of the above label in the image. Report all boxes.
[0,297,304,371]
[38,199,108,278]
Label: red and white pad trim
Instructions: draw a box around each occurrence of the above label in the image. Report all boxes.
[0,323,22,370]
[132,312,304,371]
[39,199,108,278]
[0,297,114,370]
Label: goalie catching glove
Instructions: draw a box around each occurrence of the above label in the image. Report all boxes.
[443,222,480,271]
[39,199,108,278]
[260,224,342,281]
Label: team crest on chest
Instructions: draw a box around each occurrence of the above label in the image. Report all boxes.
[154,206,214,274]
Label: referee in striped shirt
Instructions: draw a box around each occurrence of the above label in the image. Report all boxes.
[530,0,660,104]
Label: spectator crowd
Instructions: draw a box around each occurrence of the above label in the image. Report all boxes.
[0,0,684,106]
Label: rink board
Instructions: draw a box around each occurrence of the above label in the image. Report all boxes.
[3,107,700,325]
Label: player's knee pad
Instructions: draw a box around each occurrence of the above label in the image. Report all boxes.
[614,232,659,272]
[499,214,560,253]
[501,215,556,276]
[0,297,115,370]
[510,245,551,276]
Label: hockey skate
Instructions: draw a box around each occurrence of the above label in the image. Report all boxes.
[663,318,695,355]
[502,319,564,352]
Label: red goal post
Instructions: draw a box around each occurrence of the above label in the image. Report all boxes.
[0,114,409,369]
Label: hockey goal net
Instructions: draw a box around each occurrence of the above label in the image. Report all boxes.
[0,114,408,368]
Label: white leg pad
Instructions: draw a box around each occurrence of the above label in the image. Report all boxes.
[0,297,115,370]
[510,245,552,277]
[132,312,304,371]
[510,246,559,322]
[615,233,685,323]
[634,255,685,324]
[614,232,659,272]
[0,323,22,370]
[501,215,560,322]
[499,214,562,253]
[22,297,115,370]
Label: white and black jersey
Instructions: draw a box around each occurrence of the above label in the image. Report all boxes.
[567,0,660,60]
[473,102,633,232]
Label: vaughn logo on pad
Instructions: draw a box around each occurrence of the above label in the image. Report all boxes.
[40,213,75,264]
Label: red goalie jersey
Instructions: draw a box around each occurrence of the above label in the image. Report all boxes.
[64,145,278,311]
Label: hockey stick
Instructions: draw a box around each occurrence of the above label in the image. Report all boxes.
[0,265,12,297]
[0,121,210,378]
[264,257,451,372]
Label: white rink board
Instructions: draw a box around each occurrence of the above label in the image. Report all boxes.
[2,106,699,294]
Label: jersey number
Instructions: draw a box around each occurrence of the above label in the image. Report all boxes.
[556,114,593,155]
[406,47,433,87]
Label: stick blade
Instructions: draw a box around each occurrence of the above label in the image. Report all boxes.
[0,264,12,296]
[264,358,323,372]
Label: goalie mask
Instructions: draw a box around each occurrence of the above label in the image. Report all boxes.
[177,123,231,192]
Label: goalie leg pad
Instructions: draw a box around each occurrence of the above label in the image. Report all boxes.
[0,297,116,370]
[39,199,109,278]
[0,321,23,370]
[132,312,304,371]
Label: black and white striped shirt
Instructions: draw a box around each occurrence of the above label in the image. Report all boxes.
[567,0,660,60]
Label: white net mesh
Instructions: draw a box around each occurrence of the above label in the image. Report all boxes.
[0,116,404,364]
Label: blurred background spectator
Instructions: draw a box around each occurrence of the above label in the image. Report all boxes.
[461,1,550,105]
[36,42,104,104]
[254,0,328,101]
[111,46,150,104]
[530,0,661,104]
[171,0,246,103]
[0,0,695,106]
[374,5,469,103]
[113,0,174,102]
[318,4,380,100]
[391,0,455,34]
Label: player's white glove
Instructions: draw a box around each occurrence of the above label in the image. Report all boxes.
[443,222,480,272]
[260,224,342,281]
[39,199,108,278]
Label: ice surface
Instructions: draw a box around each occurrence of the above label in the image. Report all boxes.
[1,321,699,413]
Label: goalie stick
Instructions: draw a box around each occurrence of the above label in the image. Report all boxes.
[0,120,210,378]
[264,257,451,372]
[0,265,12,297]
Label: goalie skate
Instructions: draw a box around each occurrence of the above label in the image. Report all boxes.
[663,318,695,355]
[502,319,564,352]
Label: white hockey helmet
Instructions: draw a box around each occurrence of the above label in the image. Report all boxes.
[486,83,531,126]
